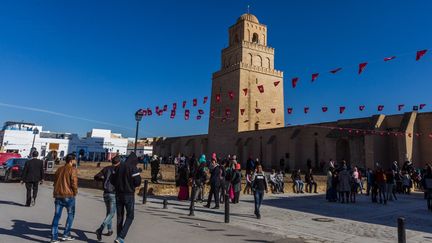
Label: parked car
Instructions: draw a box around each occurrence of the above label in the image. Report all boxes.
[0,153,21,166]
[0,158,28,182]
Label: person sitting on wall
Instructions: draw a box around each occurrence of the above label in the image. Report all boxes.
[291,169,304,193]
[276,170,285,193]
[269,170,280,193]
[305,168,317,193]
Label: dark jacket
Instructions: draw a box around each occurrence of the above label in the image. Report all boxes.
[209,164,222,187]
[232,170,242,192]
[252,172,268,191]
[94,165,117,194]
[193,164,208,186]
[112,153,142,195]
[21,158,44,183]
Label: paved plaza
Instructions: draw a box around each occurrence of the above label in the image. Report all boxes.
[0,182,431,243]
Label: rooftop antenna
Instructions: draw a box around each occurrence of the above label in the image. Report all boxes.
[247,4,250,14]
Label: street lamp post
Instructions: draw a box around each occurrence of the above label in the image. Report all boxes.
[134,109,144,154]
[30,127,39,155]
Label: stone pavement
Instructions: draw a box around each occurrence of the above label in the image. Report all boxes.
[0,182,294,243]
[148,191,432,243]
[1,182,432,243]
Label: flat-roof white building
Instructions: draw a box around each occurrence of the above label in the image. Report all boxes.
[0,121,128,161]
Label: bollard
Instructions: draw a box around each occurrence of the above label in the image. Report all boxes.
[224,194,230,223]
[142,180,148,204]
[163,199,168,209]
[398,217,406,243]
[189,187,196,216]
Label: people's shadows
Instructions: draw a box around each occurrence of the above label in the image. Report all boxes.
[0,200,24,207]
[0,220,99,243]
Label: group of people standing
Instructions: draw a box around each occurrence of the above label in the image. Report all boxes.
[173,153,268,219]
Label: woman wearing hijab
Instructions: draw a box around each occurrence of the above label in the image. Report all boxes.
[177,157,190,201]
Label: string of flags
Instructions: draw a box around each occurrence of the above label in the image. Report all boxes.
[291,49,428,88]
[286,104,426,114]
[135,48,429,121]
[303,124,432,139]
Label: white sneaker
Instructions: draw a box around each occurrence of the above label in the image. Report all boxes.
[60,236,75,241]
[50,240,60,243]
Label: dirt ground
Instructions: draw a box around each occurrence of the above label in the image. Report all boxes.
[52,162,329,196]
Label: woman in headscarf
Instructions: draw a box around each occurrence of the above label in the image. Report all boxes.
[177,156,190,201]
[232,163,242,203]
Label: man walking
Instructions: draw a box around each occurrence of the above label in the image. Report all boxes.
[21,150,44,207]
[51,154,78,243]
[94,156,121,241]
[111,152,142,243]
[204,158,221,209]
[251,165,268,219]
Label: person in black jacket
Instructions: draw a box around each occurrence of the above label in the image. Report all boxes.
[94,156,121,241]
[204,158,221,209]
[251,165,268,219]
[21,150,44,207]
[111,152,142,243]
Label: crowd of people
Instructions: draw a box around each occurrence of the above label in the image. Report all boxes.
[17,150,432,243]
[325,159,432,207]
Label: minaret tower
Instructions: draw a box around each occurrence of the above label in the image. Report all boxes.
[208,13,284,154]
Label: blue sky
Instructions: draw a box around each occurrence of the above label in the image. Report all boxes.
[0,0,431,138]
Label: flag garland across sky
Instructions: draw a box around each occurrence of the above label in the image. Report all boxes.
[136,48,430,121]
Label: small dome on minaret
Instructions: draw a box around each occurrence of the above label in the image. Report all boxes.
[237,13,259,24]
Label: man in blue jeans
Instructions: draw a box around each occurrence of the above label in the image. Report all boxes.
[94,156,121,240]
[111,152,142,243]
[251,165,268,219]
[51,154,78,243]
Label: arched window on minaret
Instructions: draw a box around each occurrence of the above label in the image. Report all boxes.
[252,33,259,43]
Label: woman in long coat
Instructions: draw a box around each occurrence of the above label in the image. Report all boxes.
[338,166,351,203]
[177,158,190,201]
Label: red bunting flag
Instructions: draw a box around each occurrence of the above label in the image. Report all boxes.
[420,104,426,110]
[184,110,190,120]
[216,94,221,103]
[416,49,427,61]
[196,115,201,120]
[243,88,248,96]
[228,91,234,100]
[163,105,168,111]
[170,110,176,119]
[359,105,365,111]
[225,108,231,116]
[255,108,261,113]
[292,77,299,88]
[358,62,368,75]
[274,81,280,87]
[330,67,342,74]
[311,73,319,82]
[287,108,293,114]
[384,56,396,62]
[182,101,186,108]
[378,105,384,111]
[141,109,147,116]
[257,85,264,93]
[304,107,309,114]
[203,97,208,104]
[155,106,159,112]
[172,103,177,110]
[271,108,276,113]
[240,109,245,115]
[398,104,405,111]
[147,108,152,116]
[322,107,328,112]
[193,99,197,107]
[339,106,346,114]
[198,109,204,115]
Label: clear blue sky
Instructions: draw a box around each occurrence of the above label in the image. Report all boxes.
[0,0,431,138]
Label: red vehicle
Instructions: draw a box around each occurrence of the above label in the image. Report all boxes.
[0,153,21,166]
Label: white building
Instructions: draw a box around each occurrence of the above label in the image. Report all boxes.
[126,137,154,157]
[0,121,128,161]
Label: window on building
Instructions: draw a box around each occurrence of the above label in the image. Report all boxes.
[252,33,259,43]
